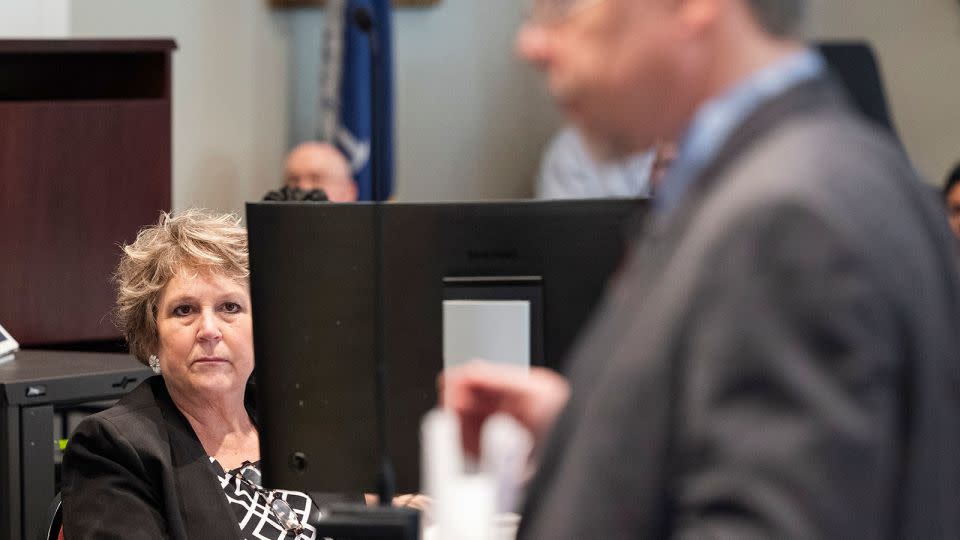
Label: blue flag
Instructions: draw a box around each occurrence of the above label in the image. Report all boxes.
[336,0,395,201]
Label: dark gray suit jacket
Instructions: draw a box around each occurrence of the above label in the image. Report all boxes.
[519,77,960,539]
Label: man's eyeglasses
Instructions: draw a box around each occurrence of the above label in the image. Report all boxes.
[234,463,305,535]
[524,0,608,26]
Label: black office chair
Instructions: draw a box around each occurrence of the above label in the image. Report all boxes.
[37,492,63,540]
[816,41,901,144]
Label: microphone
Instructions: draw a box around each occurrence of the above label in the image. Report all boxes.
[352,6,375,34]
[261,186,329,202]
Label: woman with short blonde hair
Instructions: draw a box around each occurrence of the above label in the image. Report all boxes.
[115,208,249,365]
[63,209,330,539]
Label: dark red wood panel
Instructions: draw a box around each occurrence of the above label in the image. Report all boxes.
[0,100,171,344]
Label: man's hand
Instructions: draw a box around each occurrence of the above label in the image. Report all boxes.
[439,362,570,456]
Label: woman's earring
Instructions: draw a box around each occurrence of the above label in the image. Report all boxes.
[148,355,162,375]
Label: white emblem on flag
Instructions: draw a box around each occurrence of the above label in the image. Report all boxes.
[318,0,371,175]
[335,126,371,173]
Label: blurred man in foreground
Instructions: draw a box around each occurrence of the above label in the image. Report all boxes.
[283,141,358,202]
[443,0,960,538]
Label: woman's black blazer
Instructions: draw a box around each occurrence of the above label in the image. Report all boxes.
[62,376,246,539]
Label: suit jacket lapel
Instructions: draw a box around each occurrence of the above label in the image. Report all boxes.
[610,75,847,319]
[153,380,244,540]
[653,76,846,240]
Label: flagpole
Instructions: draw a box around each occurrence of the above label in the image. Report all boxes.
[318,0,346,142]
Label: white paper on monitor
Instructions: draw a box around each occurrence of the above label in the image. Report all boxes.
[443,300,530,370]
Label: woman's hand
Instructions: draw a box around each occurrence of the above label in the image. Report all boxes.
[364,493,431,510]
[364,492,433,524]
[393,493,431,512]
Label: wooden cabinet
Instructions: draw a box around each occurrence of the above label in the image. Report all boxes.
[0,40,175,346]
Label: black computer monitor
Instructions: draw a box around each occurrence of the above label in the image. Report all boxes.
[246,199,647,494]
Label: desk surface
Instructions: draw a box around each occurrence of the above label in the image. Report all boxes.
[0,350,152,406]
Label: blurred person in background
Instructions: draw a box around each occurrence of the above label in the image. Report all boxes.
[283,141,358,202]
[536,125,677,199]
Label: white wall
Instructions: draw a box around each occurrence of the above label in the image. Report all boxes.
[288,1,561,201]
[65,1,559,208]
[287,0,960,199]
[69,0,292,214]
[0,0,69,37]
[392,2,560,200]
[804,0,960,185]
[18,1,953,206]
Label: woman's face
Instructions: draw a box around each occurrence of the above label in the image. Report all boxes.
[155,269,254,401]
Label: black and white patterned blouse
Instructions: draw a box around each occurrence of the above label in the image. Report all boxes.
[210,458,321,540]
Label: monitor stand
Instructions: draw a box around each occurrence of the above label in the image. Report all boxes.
[310,503,420,539]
